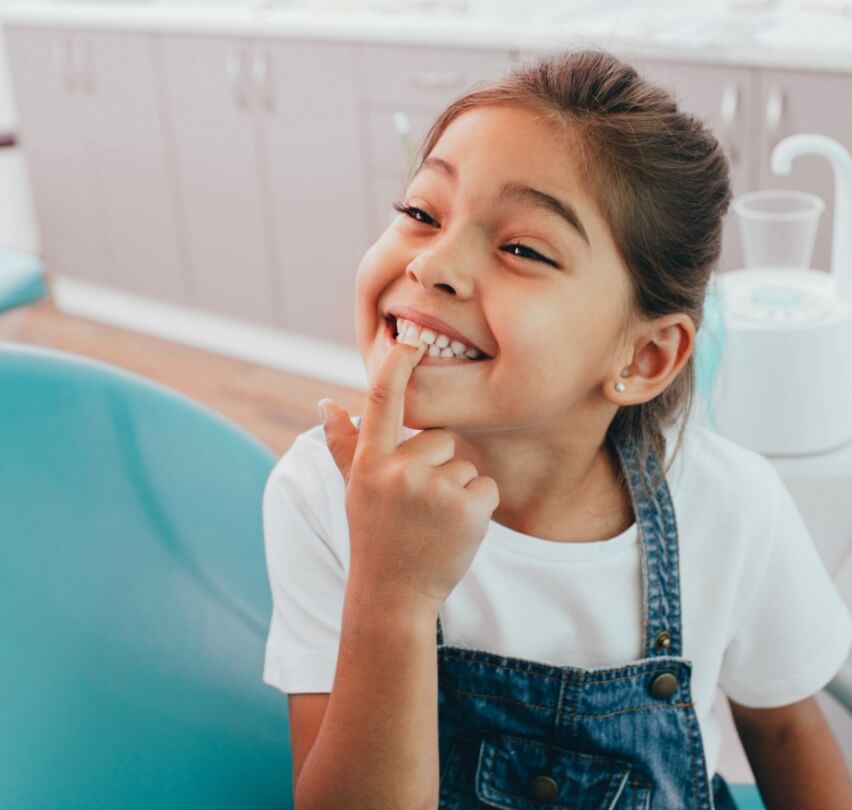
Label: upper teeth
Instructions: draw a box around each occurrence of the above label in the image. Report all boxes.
[394,318,485,360]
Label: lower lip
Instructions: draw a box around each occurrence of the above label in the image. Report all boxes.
[383,320,488,366]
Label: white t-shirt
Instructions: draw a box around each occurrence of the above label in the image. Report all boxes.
[261,416,852,784]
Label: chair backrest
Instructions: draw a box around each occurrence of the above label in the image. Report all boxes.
[0,343,293,809]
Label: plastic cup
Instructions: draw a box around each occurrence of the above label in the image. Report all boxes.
[732,190,825,270]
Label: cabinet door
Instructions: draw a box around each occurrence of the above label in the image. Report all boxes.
[3,26,111,284]
[753,69,852,275]
[156,34,279,326]
[84,31,187,303]
[255,40,369,348]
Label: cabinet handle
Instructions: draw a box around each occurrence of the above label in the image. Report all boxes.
[765,86,785,155]
[226,44,248,109]
[82,37,96,95]
[70,36,87,95]
[252,47,274,113]
[52,33,73,92]
[719,83,739,165]
[409,70,462,90]
[393,110,416,170]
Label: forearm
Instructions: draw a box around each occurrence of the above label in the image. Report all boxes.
[294,575,441,810]
[738,711,852,809]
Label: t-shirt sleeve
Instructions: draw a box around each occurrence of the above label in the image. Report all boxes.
[261,433,346,695]
[718,464,852,708]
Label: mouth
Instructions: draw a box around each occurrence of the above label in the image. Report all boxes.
[384,316,492,365]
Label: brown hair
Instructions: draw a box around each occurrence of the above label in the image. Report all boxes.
[404,48,732,492]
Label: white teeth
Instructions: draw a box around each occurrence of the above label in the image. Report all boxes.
[393,317,486,360]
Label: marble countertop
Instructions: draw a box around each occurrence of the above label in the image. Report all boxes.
[0,1,851,73]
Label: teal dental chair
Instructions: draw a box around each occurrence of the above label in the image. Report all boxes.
[0,342,293,808]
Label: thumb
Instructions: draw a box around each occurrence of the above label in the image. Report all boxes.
[318,398,358,481]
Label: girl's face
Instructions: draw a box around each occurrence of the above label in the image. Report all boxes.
[354,104,634,436]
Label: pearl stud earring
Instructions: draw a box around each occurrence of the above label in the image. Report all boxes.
[614,367,630,393]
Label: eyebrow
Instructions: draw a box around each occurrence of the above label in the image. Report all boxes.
[411,156,591,247]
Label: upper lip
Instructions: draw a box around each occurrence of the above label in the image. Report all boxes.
[384,306,490,357]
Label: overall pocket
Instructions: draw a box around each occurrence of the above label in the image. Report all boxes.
[474,733,652,810]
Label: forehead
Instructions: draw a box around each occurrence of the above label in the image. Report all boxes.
[423,105,589,194]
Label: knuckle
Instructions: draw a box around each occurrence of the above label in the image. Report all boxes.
[398,459,422,491]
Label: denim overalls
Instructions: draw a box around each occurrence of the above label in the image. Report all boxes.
[435,431,740,809]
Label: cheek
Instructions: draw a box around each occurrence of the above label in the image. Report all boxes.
[497,305,562,357]
[353,239,405,348]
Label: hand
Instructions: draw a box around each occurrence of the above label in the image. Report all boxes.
[319,340,500,611]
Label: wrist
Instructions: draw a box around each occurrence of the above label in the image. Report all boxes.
[344,570,442,629]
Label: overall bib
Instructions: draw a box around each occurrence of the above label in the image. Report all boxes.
[435,432,740,810]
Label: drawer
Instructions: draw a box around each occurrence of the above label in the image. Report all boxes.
[357,43,514,108]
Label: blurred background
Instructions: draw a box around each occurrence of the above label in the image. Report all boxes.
[1,0,851,795]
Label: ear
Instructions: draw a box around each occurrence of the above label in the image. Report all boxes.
[609,315,695,404]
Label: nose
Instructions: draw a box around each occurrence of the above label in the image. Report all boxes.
[405,239,477,298]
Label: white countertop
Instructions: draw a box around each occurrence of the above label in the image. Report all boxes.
[1,0,851,74]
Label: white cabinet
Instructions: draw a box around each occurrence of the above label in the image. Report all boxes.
[5,26,110,286]
[4,26,187,301]
[156,34,279,326]
[157,35,372,344]
[258,39,370,347]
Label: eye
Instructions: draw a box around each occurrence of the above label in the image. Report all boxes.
[392,200,438,226]
[392,200,559,268]
[501,242,559,268]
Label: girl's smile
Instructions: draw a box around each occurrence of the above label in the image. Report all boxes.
[381,314,493,367]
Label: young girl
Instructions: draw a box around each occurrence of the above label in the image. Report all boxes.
[261,49,852,809]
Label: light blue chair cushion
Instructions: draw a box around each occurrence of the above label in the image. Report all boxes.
[0,343,293,808]
[695,278,728,432]
[0,247,47,313]
[730,784,766,809]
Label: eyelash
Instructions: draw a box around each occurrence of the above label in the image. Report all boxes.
[391,201,559,268]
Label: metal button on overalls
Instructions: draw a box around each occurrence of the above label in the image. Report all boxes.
[654,630,672,651]
[650,672,679,699]
[527,774,559,802]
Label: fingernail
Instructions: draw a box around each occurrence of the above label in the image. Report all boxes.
[317,398,331,422]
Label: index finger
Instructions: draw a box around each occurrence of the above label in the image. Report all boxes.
[359,338,427,455]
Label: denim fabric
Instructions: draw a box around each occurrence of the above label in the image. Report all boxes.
[436,433,739,809]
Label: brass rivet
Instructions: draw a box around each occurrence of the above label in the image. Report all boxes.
[654,631,672,651]
[650,672,679,699]
[527,775,559,802]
